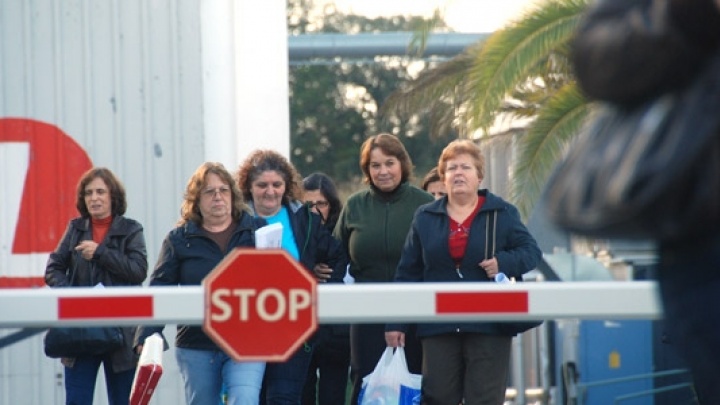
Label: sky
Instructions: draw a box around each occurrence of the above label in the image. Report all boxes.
[333,0,540,32]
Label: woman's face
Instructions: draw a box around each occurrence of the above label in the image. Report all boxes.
[368,148,402,192]
[303,189,329,223]
[444,153,481,197]
[84,177,112,219]
[198,173,232,223]
[426,180,447,200]
[251,170,286,217]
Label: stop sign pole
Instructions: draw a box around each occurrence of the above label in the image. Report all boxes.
[202,249,317,362]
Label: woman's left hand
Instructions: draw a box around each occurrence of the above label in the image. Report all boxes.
[75,241,98,261]
[478,257,499,278]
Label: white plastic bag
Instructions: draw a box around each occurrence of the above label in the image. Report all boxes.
[358,347,422,405]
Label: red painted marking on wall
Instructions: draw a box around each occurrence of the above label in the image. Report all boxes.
[58,296,154,319]
[0,118,93,288]
[436,292,529,313]
[0,118,93,253]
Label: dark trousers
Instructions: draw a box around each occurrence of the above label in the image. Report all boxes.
[64,355,135,405]
[262,343,314,405]
[658,233,720,404]
[421,333,511,405]
[301,326,350,405]
[349,323,422,405]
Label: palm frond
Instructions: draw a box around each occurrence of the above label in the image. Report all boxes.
[408,9,446,57]
[380,43,482,136]
[510,83,589,218]
[466,0,589,133]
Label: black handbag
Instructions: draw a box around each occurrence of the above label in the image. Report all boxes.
[484,211,543,336]
[544,52,720,242]
[43,249,126,359]
[44,326,125,358]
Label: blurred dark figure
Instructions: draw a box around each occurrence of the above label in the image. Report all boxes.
[571,0,720,402]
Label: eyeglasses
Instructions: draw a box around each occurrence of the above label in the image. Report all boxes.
[307,200,329,209]
[201,186,231,197]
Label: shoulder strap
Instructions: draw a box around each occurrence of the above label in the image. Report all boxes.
[484,211,497,260]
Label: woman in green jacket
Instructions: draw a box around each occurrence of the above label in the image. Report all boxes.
[334,133,433,404]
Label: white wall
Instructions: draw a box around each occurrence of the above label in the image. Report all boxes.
[0,0,289,403]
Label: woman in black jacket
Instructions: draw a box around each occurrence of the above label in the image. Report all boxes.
[45,167,148,405]
[300,172,350,405]
[135,162,266,405]
[571,0,720,402]
[236,151,346,405]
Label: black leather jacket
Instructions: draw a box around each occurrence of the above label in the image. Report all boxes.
[45,216,148,287]
[45,215,148,372]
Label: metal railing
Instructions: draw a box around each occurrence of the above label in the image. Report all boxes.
[574,369,695,405]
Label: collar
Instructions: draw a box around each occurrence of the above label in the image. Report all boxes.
[369,181,410,202]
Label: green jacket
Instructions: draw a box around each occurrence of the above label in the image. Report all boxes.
[334,182,433,283]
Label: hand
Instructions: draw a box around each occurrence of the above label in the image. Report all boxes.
[75,240,99,261]
[135,345,143,355]
[385,331,405,348]
[313,263,333,283]
[479,257,499,278]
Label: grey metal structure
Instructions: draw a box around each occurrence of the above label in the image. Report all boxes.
[289,31,488,61]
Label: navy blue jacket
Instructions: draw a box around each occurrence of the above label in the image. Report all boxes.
[134,212,264,350]
[388,190,541,337]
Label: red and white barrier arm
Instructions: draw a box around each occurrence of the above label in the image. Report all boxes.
[0,282,662,328]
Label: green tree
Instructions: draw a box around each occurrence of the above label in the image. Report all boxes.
[381,0,591,217]
[288,0,453,187]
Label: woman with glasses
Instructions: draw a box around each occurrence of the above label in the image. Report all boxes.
[300,172,350,405]
[45,167,148,405]
[236,151,346,405]
[385,140,541,405]
[134,162,266,405]
[333,133,433,404]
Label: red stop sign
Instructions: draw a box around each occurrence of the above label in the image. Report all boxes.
[203,249,317,362]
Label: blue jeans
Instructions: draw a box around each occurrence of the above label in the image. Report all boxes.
[64,356,135,405]
[262,343,314,405]
[176,347,265,405]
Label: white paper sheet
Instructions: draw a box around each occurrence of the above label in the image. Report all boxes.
[255,222,283,249]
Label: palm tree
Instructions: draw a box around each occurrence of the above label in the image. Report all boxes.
[381,0,591,218]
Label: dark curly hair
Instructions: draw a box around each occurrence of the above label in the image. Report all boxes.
[236,150,303,205]
[76,167,127,218]
[179,162,248,226]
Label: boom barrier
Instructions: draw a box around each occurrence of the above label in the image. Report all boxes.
[0,282,662,328]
